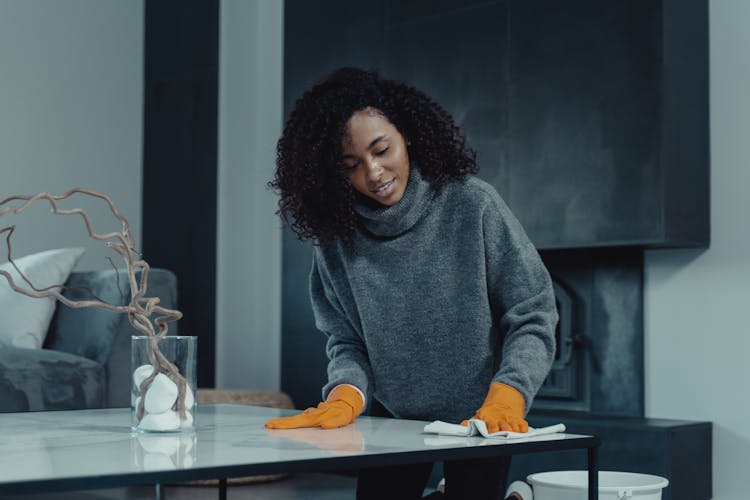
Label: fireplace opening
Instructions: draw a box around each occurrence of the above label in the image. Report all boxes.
[535,279,591,413]
[534,249,644,418]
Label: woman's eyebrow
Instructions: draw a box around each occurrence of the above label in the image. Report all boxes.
[341,134,389,159]
[367,134,387,149]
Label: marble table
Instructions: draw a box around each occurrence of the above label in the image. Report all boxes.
[0,404,600,499]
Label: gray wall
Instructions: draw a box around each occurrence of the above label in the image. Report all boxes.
[215,0,284,391]
[0,0,286,393]
[644,1,750,498]
[0,0,144,272]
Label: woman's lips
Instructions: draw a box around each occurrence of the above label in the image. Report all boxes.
[371,179,395,199]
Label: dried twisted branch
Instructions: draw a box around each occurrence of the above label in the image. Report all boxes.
[0,188,188,422]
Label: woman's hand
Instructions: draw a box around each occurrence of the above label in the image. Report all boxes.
[461,382,528,434]
[264,385,364,430]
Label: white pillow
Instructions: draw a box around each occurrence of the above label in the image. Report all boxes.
[0,247,85,349]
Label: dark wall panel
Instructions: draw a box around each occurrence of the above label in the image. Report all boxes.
[385,1,510,198]
[508,0,662,248]
[143,0,219,388]
[661,0,710,246]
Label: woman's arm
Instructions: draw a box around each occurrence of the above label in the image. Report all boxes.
[309,250,374,405]
[482,194,558,414]
[264,251,372,430]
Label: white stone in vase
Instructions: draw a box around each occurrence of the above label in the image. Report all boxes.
[184,385,195,409]
[133,364,156,391]
[180,410,194,428]
[144,373,178,414]
[138,410,180,431]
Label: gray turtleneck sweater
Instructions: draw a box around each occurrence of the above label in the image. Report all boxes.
[311,166,558,423]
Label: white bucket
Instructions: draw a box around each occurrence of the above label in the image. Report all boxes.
[527,470,669,500]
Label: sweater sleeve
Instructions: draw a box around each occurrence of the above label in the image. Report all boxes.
[309,250,374,404]
[482,194,558,414]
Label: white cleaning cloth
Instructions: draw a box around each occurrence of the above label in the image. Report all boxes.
[423,420,566,439]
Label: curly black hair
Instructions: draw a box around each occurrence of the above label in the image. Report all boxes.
[270,67,478,246]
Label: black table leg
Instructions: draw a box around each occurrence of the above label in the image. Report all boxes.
[218,478,227,500]
[588,445,599,500]
[155,482,165,500]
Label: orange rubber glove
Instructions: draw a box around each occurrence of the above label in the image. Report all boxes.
[264,385,364,430]
[461,382,528,434]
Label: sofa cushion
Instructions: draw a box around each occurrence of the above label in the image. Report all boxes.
[0,345,105,412]
[46,269,137,365]
[0,248,85,349]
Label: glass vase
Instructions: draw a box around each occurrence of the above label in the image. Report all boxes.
[131,335,197,433]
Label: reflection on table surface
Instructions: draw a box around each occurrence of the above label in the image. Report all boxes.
[0,404,590,486]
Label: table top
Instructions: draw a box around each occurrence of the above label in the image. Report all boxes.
[0,404,597,494]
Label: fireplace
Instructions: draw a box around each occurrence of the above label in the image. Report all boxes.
[536,279,590,411]
[509,248,712,500]
[533,248,644,418]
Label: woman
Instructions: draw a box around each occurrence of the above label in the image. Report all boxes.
[266,67,558,500]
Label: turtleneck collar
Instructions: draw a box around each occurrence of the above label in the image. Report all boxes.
[353,165,434,238]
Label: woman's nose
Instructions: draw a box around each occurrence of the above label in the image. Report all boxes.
[365,160,384,180]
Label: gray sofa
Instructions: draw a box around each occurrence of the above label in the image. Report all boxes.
[0,268,177,412]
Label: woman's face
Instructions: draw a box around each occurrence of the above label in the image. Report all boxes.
[340,107,410,206]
